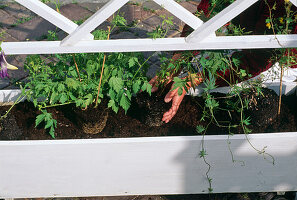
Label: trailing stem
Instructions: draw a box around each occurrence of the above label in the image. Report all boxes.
[200,119,213,193]
[238,94,275,165]
[95,26,111,107]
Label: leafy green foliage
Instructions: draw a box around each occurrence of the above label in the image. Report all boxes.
[35,110,57,138]
[23,47,150,137]
[22,15,151,137]
[172,77,188,96]
[196,125,205,134]
[147,15,174,39]
[199,149,207,158]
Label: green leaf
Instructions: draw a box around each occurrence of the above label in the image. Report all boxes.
[240,69,247,77]
[50,91,58,104]
[65,78,79,90]
[35,113,46,127]
[33,99,38,107]
[145,83,152,95]
[84,94,93,106]
[68,92,77,101]
[108,99,119,113]
[196,125,205,134]
[49,126,55,138]
[59,93,68,104]
[57,83,65,93]
[132,81,141,94]
[199,149,207,158]
[45,119,53,129]
[109,77,123,93]
[108,89,116,99]
[128,57,138,67]
[120,93,131,113]
[205,98,219,110]
[75,99,83,107]
[172,77,187,96]
[141,82,152,95]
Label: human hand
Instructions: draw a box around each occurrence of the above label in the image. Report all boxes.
[162,85,187,123]
[148,75,160,93]
[162,74,203,123]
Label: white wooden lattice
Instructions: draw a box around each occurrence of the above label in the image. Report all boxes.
[2,0,297,55]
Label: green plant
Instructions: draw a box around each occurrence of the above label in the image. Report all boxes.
[155,0,291,192]
[147,15,174,39]
[142,6,156,13]
[0,4,8,9]
[11,16,33,27]
[0,30,6,39]
[20,15,153,138]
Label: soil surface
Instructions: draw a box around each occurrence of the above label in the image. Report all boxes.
[0,88,297,200]
[1,88,296,140]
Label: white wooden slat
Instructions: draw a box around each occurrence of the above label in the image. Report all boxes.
[3,34,297,55]
[291,0,297,7]
[186,0,259,42]
[0,132,296,198]
[60,0,129,46]
[0,90,25,103]
[153,0,203,30]
[14,0,93,40]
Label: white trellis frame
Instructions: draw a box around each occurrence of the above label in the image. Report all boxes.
[2,0,297,54]
[1,0,297,199]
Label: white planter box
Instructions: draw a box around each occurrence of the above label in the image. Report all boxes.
[0,87,296,198]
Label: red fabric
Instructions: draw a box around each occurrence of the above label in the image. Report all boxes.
[197,0,210,16]
[181,0,297,86]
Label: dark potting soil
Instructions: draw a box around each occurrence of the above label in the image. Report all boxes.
[0,88,297,140]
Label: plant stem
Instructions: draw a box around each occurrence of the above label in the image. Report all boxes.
[0,93,26,121]
[72,54,82,82]
[40,101,74,109]
[95,26,111,107]
[278,64,285,115]
[131,54,152,82]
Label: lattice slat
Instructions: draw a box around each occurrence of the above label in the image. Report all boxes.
[186,0,259,42]
[3,35,297,55]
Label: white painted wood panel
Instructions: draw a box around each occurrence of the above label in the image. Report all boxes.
[0,90,25,102]
[0,133,296,198]
[186,0,258,42]
[3,34,297,55]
